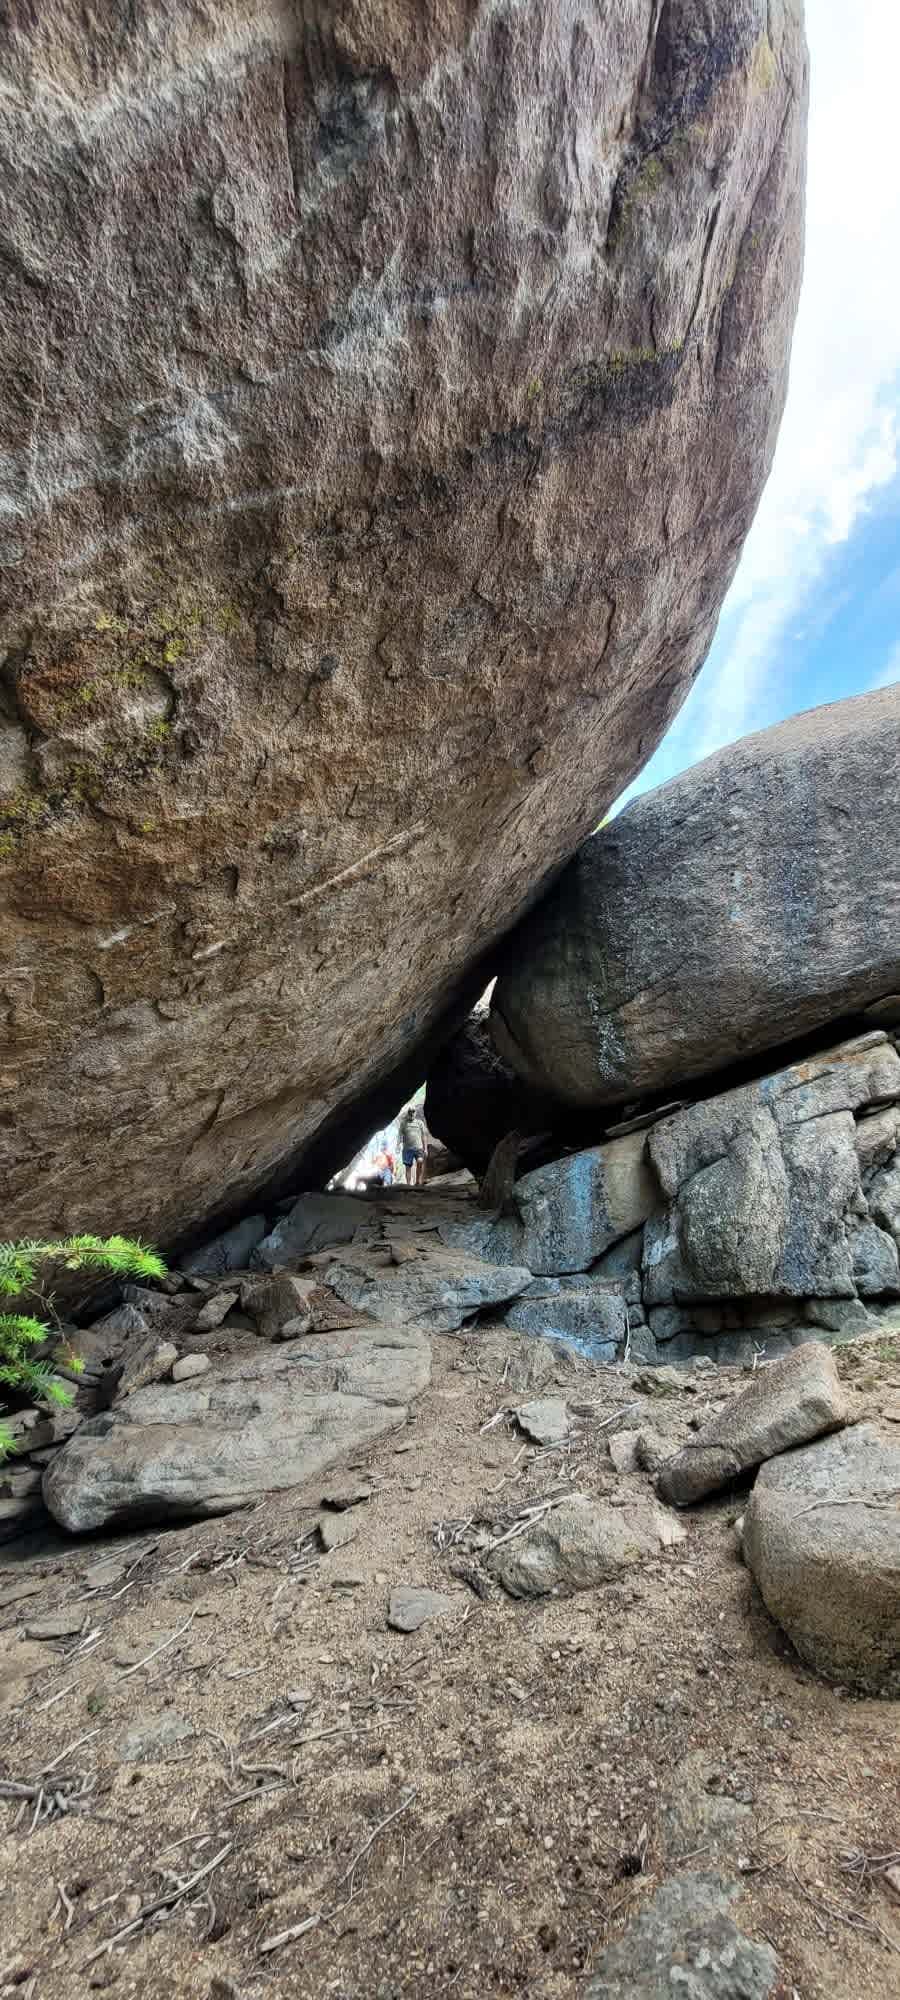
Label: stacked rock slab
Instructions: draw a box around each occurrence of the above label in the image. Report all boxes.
[425,1031,900,1366]
[491,685,900,1109]
[0,4,806,1251]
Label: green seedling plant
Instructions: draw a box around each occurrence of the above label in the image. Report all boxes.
[0,1234,166,1460]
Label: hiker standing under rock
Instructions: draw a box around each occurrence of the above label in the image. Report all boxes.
[398,1105,428,1186]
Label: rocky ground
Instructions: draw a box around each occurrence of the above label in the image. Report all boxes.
[2,1323,899,2000]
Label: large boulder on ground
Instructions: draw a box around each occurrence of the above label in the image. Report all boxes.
[492,686,900,1109]
[43,1321,430,1531]
[0,4,806,1252]
[742,1424,900,1694]
[657,1341,848,1505]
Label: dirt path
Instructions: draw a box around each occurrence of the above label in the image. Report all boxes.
[1,1332,899,1998]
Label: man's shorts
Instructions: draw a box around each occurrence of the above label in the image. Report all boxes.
[402,1147,422,1168]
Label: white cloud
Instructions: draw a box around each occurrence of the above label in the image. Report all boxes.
[650,0,900,774]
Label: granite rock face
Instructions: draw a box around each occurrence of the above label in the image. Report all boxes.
[492,685,900,1109]
[643,1035,900,1307]
[0,2,806,1250]
[439,1133,656,1276]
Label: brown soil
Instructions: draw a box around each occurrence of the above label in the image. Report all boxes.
[1,1332,899,2000]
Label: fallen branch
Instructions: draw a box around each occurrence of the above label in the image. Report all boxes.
[333,1787,419,1893]
[80,1840,233,1969]
[117,1612,196,1680]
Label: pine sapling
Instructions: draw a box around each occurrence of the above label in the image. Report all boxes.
[0,1233,166,1460]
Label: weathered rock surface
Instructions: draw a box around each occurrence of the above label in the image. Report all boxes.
[504,1277,628,1361]
[742,1423,900,1693]
[493,686,900,1109]
[325,1244,532,1335]
[584,1873,779,1999]
[254,1195,366,1269]
[440,1135,656,1276]
[657,1342,848,1505]
[0,3,806,1251]
[43,1322,430,1531]
[643,1035,900,1306]
[488,1494,673,1597]
[181,1216,268,1277]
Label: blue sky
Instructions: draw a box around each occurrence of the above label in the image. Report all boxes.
[620,0,900,806]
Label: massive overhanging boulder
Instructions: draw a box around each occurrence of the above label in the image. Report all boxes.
[492,685,900,1112]
[0,3,806,1250]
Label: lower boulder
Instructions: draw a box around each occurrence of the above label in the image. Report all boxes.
[42,1322,430,1533]
[742,1423,900,1693]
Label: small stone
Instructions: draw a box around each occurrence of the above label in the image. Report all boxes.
[884,1864,900,1905]
[321,1482,373,1512]
[84,1559,126,1590]
[0,1493,45,1540]
[240,1271,316,1341]
[330,1569,366,1589]
[319,1514,357,1552]
[25,1607,86,1641]
[0,1577,43,1610]
[172,1353,211,1381]
[515,1397,570,1447]
[287,1688,313,1708]
[195,1290,238,1331]
[653,1508,689,1549]
[635,1430,667,1476]
[116,1336,178,1400]
[118,1710,195,1762]
[634,1367,688,1397]
[387,1586,457,1633]
[394,1441,415,1454]
[608,1430,641,1474]
[659,1343,849,1506]
[121,1893,142,1920]
[3,1467,43,1497]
